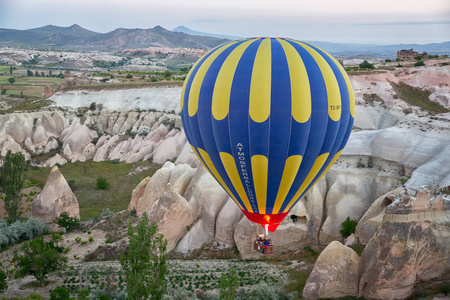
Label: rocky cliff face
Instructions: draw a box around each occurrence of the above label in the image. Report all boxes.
[358,187,450,299]
[302,187,450,300]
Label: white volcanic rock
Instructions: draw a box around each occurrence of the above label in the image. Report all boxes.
[44,153,68,167]
[176,166,230,253]
[303,241,360,299]
[353,106,403,130]
[355,187,402,244]
[129,176,151,211]
[32,166,80,223]
[234,217,259,258]
[129,162,196,217]
[49,86,183,112]
[215,199,244,246]
[302,168,401,244]
[147,185,194,252]
[343,120,450,191]
[152,129,187,164]
[60,119,98,161]
[175,142,200,168]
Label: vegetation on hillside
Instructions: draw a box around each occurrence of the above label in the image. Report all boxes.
[390,81,449,114]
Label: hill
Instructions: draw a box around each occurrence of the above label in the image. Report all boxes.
[172,25,242,40]
[0,24,228,50]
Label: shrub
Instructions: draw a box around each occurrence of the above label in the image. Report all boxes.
[53,212,80,232]
[50,286,73,300]
[96,177,109,190]
[100,208,114,218]
[415,61,425,67]
[359,60,375,69]
[0,268,7,293]
[414,55,422,61]
[340,217,358,238]
[0,218,47,250]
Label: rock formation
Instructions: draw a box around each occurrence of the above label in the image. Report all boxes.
[32,166,80,223]
[303,241,360,299]
[358,187,450,299]
[147,185,194,252]
[355,187,402,244]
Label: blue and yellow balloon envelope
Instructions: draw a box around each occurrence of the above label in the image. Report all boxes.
[180,37,355,232]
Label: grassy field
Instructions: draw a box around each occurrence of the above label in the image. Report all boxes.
[24,160,163,221]
[0,74,62,98]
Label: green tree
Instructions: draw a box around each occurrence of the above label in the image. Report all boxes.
[12,237,68,284]
[53,212,80,232]
[414,55,422,61]
[0,268,7,293]
[89,102,96,111]
[9,66,12,74]
[340,216,358,238]
[2,150,26,223]
[120,212,167,300]
[8,78,15,84]
[220,267,239,300]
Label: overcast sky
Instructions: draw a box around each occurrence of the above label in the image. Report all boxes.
[1,0,449,44]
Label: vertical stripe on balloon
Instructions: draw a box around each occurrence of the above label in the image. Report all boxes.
[249,38,272,123]
[188,41,238,117]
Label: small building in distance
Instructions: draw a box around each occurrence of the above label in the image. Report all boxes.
[397,49,429,61]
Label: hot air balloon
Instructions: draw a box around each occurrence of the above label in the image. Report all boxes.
[180,37,355,233]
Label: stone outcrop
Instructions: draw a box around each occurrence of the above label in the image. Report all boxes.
[397,49,429,61]
[355,187,402,244]
[32,166,80,223]
[303,241,360,299]
[147,185,194,252]
[358,187,450,299]
[42,85,55,98]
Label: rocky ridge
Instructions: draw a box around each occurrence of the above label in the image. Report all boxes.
[302,187,450,299]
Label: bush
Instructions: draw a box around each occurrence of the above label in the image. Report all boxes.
[340,217,358,238]
[414,55,422,61]
[53,212,80,232]
[96,177,109,190]
[385,59,392,62]
[359,60,375,69]
[100,208,114,218]
[50,286,73,300]
[89,287,127,300]
[415,61,425,67]
[90,102,96,111]
[0,218,47,250]
[0,268,7,293]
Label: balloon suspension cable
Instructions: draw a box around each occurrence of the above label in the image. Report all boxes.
[265,224,269,236]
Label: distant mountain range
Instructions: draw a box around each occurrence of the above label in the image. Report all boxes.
[0,24,228,50]
[0,24,449,58]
